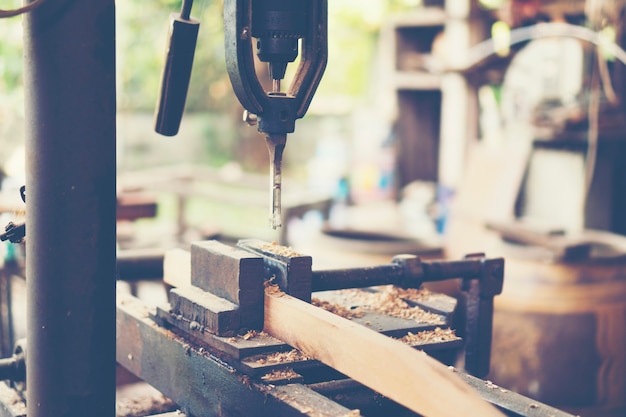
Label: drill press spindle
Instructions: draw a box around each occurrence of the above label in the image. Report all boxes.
[224,0,328,228]
[266,133,286,228]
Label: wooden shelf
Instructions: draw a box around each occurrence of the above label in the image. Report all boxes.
[384,3,487,189]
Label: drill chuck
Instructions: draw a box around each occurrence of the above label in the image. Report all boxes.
[251,0,307,80]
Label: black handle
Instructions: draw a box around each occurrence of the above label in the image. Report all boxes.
[154,13,199,136]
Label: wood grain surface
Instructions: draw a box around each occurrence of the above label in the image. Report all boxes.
[264,290,504,417]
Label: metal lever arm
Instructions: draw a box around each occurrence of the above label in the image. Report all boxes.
[154,0,199,136]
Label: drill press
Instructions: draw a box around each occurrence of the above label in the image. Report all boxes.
[224,0,328,229]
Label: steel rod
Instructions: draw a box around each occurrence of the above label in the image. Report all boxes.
[311,258,486,292]
[23,0,116,415]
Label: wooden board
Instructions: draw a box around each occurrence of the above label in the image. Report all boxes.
[163,249,191,288]
[264,290,504,417]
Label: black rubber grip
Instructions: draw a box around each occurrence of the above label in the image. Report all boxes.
[154,14,200,136]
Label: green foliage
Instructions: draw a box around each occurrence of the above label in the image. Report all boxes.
[0,0,422,112]
[317,0,422,99]
[115,0,422,112]
[0,11,23,93]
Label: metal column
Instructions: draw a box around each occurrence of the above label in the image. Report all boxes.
[23,0,116,415]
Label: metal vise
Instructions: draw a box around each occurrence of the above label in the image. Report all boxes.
[157,239,504,378]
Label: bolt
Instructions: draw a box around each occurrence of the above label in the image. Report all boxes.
[243,110,258,126]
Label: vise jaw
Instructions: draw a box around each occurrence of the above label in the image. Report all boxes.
[164,239,311,337]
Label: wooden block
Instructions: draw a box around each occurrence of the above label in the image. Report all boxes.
[191,241,265,330]
[191,241,264,301]
[170,286,240,336]
[264,290,505,417]
[163,248,191,288]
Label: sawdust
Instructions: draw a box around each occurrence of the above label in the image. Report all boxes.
[393,287,437,302]
[397,327,460,345]
[318,286,445,325]
[242,330,259,340]
[259,242,304,257]
[255,349,310,365]
[260,368,300,381]
[375,297,443,323]
[311,298,364,319]
[227,329,271,342]
[264,278,285,297]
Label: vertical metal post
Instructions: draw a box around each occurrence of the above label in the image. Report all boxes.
[23,0,116,415]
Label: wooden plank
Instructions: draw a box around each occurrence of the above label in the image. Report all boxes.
[264,290,505,417]
[163,249,191,288]
[169,286,240,336]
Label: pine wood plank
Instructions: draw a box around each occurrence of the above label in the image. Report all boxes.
[163,249,191,288]
[264,290,505,417]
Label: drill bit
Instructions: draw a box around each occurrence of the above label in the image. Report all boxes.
[265,133,287,229]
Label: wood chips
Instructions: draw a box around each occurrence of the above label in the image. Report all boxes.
[260,368,300,381]
[312,286,445,325]
[259,242,304,258]
[254,349,310,365]
[311,298,364,319]
[397,327,460,346]
[264,278,285,297]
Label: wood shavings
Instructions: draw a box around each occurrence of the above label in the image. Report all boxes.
[264,278,285,297]
[392,287,434,301]
[242,330,258,340]
[314,286,445,325]
[261,368,300,381]
[485,380,499,389]
[359,287,445,324]
[259,242,304,257]
[311,298,364,319]
[255,349,310,364]
[397,327,460,345]
[228,330,270,342]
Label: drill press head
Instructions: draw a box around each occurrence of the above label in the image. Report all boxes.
[224,0,327,228]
